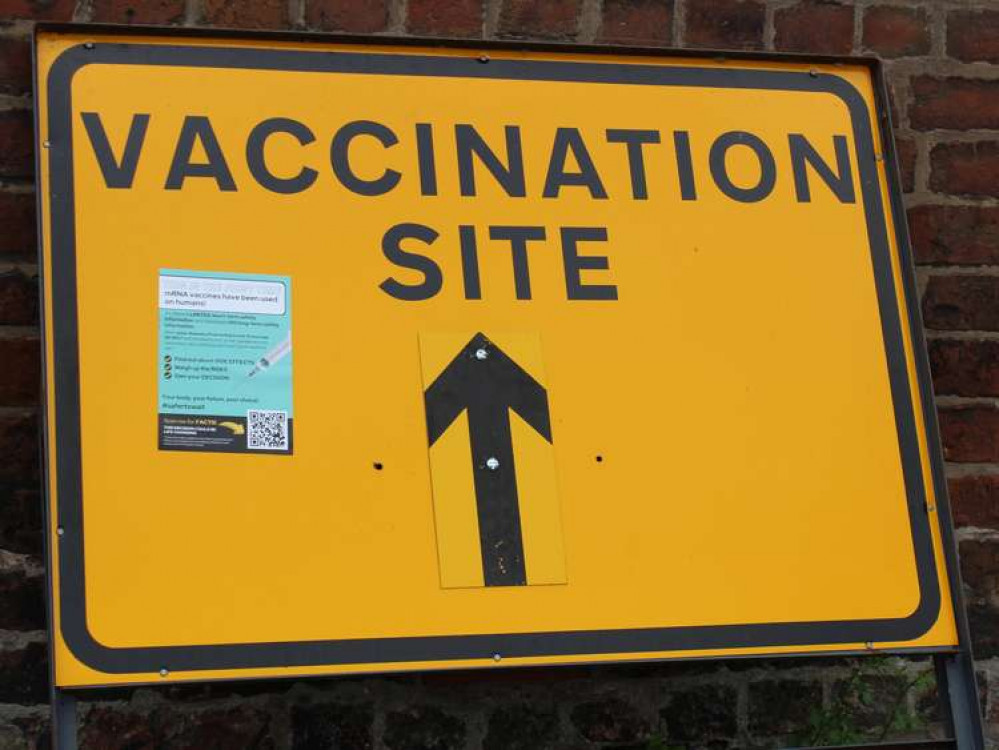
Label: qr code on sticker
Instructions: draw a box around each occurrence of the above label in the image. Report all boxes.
[247,410,288,450]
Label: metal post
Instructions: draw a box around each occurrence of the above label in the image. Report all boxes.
[934,652,985,750]
[51,688,78,750]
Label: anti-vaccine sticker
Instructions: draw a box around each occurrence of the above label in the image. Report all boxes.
[158,270,293,454]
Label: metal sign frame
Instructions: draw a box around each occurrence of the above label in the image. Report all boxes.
[31,23,984,749]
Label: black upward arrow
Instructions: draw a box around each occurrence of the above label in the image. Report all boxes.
[424,333,553,587]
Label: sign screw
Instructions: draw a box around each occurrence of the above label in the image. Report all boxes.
[159,668,169,677]
[478,54,490,64]
[485,457,500,470]
[865,642,874,650]
[84,42,95,50]
[56,527,64,537]
[492,653,502,661]
[42,141,50,149]
[475,348,489,360]
[809,68,818,78]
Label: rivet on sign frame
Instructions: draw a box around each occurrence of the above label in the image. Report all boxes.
[492,653,502,662]
[159,668,169,677]
[84,42,95,50]
[478,54,490,64]
[809,69,819,78]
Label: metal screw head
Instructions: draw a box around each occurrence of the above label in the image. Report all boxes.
[42,141,51,149]
[84,42,95,50]
[159,668,169,677]
[475,348,489,360]
[492,653,502,662]
[485,457,500,471]
[478,54,490,64]
[809,68,818,78]
[865,641,874,650]
[56,527,64,537]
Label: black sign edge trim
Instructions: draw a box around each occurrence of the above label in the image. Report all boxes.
[41,41,941,675]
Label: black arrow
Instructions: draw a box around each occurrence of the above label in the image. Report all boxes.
[424,332,553,587]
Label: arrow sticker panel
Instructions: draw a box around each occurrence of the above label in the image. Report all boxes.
[420,332,567,589]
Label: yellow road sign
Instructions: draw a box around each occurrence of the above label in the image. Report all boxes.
[36,28,963,688]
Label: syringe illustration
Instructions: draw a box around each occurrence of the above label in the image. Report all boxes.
[246,332,291,378]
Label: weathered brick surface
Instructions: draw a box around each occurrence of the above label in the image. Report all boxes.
[599,0,673,44]
[306,0,390,32]
[0,270,37,327]
[0,411,38,485]
[863,4,930,58]
[910,205,999,266]
[407,0,482,36]
[939,407,999,464]
[948,9,999,64]
[497,0,582,39]
[929,339,999,398]
[0,37,31,96]
[0,109,33,179]
[0,336,39,407]
[660,684,738,743]
[950,475,999,530]
[685,0,765,49]
[961,538,999,659]
[747,679,822,737]
[0,191,37,260]
[895,136,916,193]
[0,641,48,705]
[92,0,185,24]
[383,706,466,750]
[931,141,999,198]
[291,703,373,750]
[774,0,854,55]
[483,704,559,750]
[203,0,288,28]
[923,276,999,332]
[911,77,999,132]
[570,696,650,743]
[0,0,74,20]
[0,569,44,631]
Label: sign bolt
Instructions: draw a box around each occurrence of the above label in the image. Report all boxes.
[809,68,818,78]
[159,668,169,677]
[56,527,64,537]
[478,54,490,64]
[42,141,50,149]
[865,642,874,650]
[475,348,489,360]
[492,653,502,662]
[84,42,95,50]
[485,457,500,470]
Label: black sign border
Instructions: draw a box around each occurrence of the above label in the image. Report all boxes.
[41,39,943,677]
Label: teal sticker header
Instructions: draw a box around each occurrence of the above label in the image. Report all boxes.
[157,269,293,454]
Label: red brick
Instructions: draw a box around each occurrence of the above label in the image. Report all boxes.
[948,9,999,64]
[895,136,915,193]
[598,0,674,45]
[0,570,43,632]
[939,407,999,463]
[0,641,47,704]
[0,412,38,485]
[0,270,37,327]
[950,476,999,530]
[911,77,999,132]
[774,1,854,55]
[0,487,42,556]
[203,0,288,29]
[960,538,999,658]
[909,205,999,266]
[862,5,930,58]
[306,0,389,32]
[497,0,582,39]
[685,0,764,50]
[0,109,33,179]
[408,0,482,36]
[0,191,36,259]
[0,37,31,97]
[929,339,999,398]
[930,141,999,198]
[0,0,74,20]
[0,335,39,407]
[923,276,999,332]
[92,0,185,24]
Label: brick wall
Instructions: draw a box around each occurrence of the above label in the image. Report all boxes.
[1,0,998,748]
